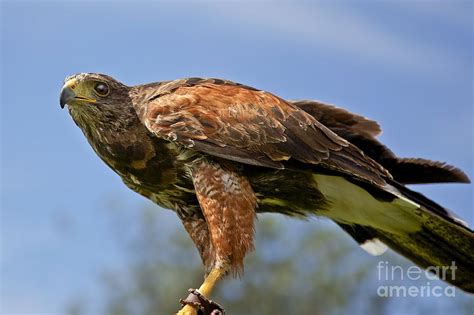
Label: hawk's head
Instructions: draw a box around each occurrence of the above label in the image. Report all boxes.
[60,73,129,109]
[60,73,136,130]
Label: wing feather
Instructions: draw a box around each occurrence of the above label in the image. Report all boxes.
[291,100,470,184]
[131,78,391,185]
[291,100,382,137]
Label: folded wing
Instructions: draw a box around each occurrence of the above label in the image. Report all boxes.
[292,100,470,184]
[131,78,390,186]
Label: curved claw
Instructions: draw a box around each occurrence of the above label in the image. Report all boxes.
[179,288,225,315]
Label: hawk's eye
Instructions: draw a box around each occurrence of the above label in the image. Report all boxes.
[94,82,109,96]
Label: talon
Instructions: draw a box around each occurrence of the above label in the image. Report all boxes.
[178,288,225,315]
[180,288,203,309]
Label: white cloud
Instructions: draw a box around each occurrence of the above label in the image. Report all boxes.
[203,2,469,75]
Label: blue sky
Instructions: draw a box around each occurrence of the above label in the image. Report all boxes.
[1,1,472,314]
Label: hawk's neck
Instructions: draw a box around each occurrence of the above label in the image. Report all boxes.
[68,104,177,186]
[67,99,200,217]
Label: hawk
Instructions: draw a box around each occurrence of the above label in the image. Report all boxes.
[60,73,473,314]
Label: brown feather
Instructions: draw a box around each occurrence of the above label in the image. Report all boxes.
[191,160,257,275]
[292,100,470,184]
[131,78,391,186]
[183,216,215,273]
[386,158,470,184]
[291,99,382,137]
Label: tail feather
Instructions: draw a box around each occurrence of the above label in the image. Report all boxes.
[388,181,474,292]
[334,129,470,185]
[384,158,470,185]
[339,220,474,292]
[389,179,470,228]
[336,181,474,293]
[376,223,474,293]
[337,223,387,256]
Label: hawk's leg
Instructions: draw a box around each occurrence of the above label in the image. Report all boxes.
[178,216,225,315]
[177,160,257,315]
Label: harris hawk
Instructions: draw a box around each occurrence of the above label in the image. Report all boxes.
[60,73,474,314]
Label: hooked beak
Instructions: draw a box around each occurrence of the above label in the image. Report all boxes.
[59,78,97,109]
[60,86,75,109]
